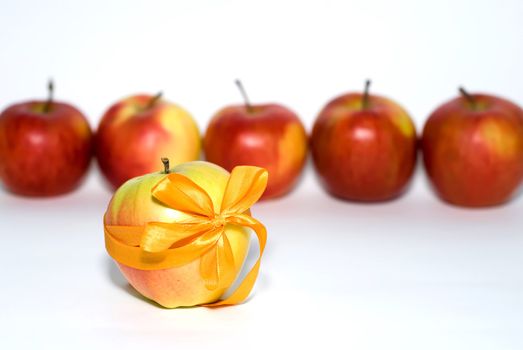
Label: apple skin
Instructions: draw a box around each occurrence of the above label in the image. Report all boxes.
[422,93,523,207]
[204,104,307,200]
[311,93,417,201]
[0,101,92,196]
[95,94,201,190]
[104,161,250,308]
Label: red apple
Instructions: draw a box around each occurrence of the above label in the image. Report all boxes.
[0,81,93,196]
[422,87,523,207]
[311,80,417,201]
[95,93,201,190]
[204,80,307,200]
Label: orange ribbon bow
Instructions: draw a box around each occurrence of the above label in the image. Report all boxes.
[104,166,268,307]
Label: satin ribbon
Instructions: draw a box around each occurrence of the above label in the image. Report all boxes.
[104,166,268,307]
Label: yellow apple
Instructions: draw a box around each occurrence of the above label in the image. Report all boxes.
[104,161,250,308]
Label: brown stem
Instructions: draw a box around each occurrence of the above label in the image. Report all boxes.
[147,91,163,109]
[161,158,170,174]
[362,79,371,110]
[459,86,477,110]
[43,79,54,113]
[235,79,253,113]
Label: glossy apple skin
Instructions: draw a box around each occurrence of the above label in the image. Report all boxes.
[104,161,250,308]
[0,101,92,196]
[96,95,200,190]
[311,93,417,201]
[204,104,307,200]
[422,94,523,207]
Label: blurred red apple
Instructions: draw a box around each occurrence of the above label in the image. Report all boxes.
[311,80,417,201]
[204,80,307,200]
[422,87,523,207]
[95,93,201,190]
[0,81,93,196]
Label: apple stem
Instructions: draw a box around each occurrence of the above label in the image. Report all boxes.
[459,86,477,110]
[235,79,253,113]
[362,79,371,110]
[43,79,54,113]
[161,158,170,174]
[147,91,163,109]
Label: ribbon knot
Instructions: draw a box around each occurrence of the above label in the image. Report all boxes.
[211,214,227,229]
[104,165,268,307]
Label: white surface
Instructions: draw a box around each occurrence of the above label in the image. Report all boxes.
[1,167,523,349]
[1,0,523,349]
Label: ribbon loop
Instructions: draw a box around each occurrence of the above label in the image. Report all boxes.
[152,173,215,218]
[221,166,269,215]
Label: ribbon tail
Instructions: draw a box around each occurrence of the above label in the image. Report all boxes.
[200,232,237,291]
[203,214,267,308]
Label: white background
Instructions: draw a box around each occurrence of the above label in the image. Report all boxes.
[1,0,522,349]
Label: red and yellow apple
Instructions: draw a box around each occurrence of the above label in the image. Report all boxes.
[0,81,93,196]
[311,81,417,201]
[422,87,523,207]
[95,93,200,190]
[204,81,307,200]
[104,160,250,308]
